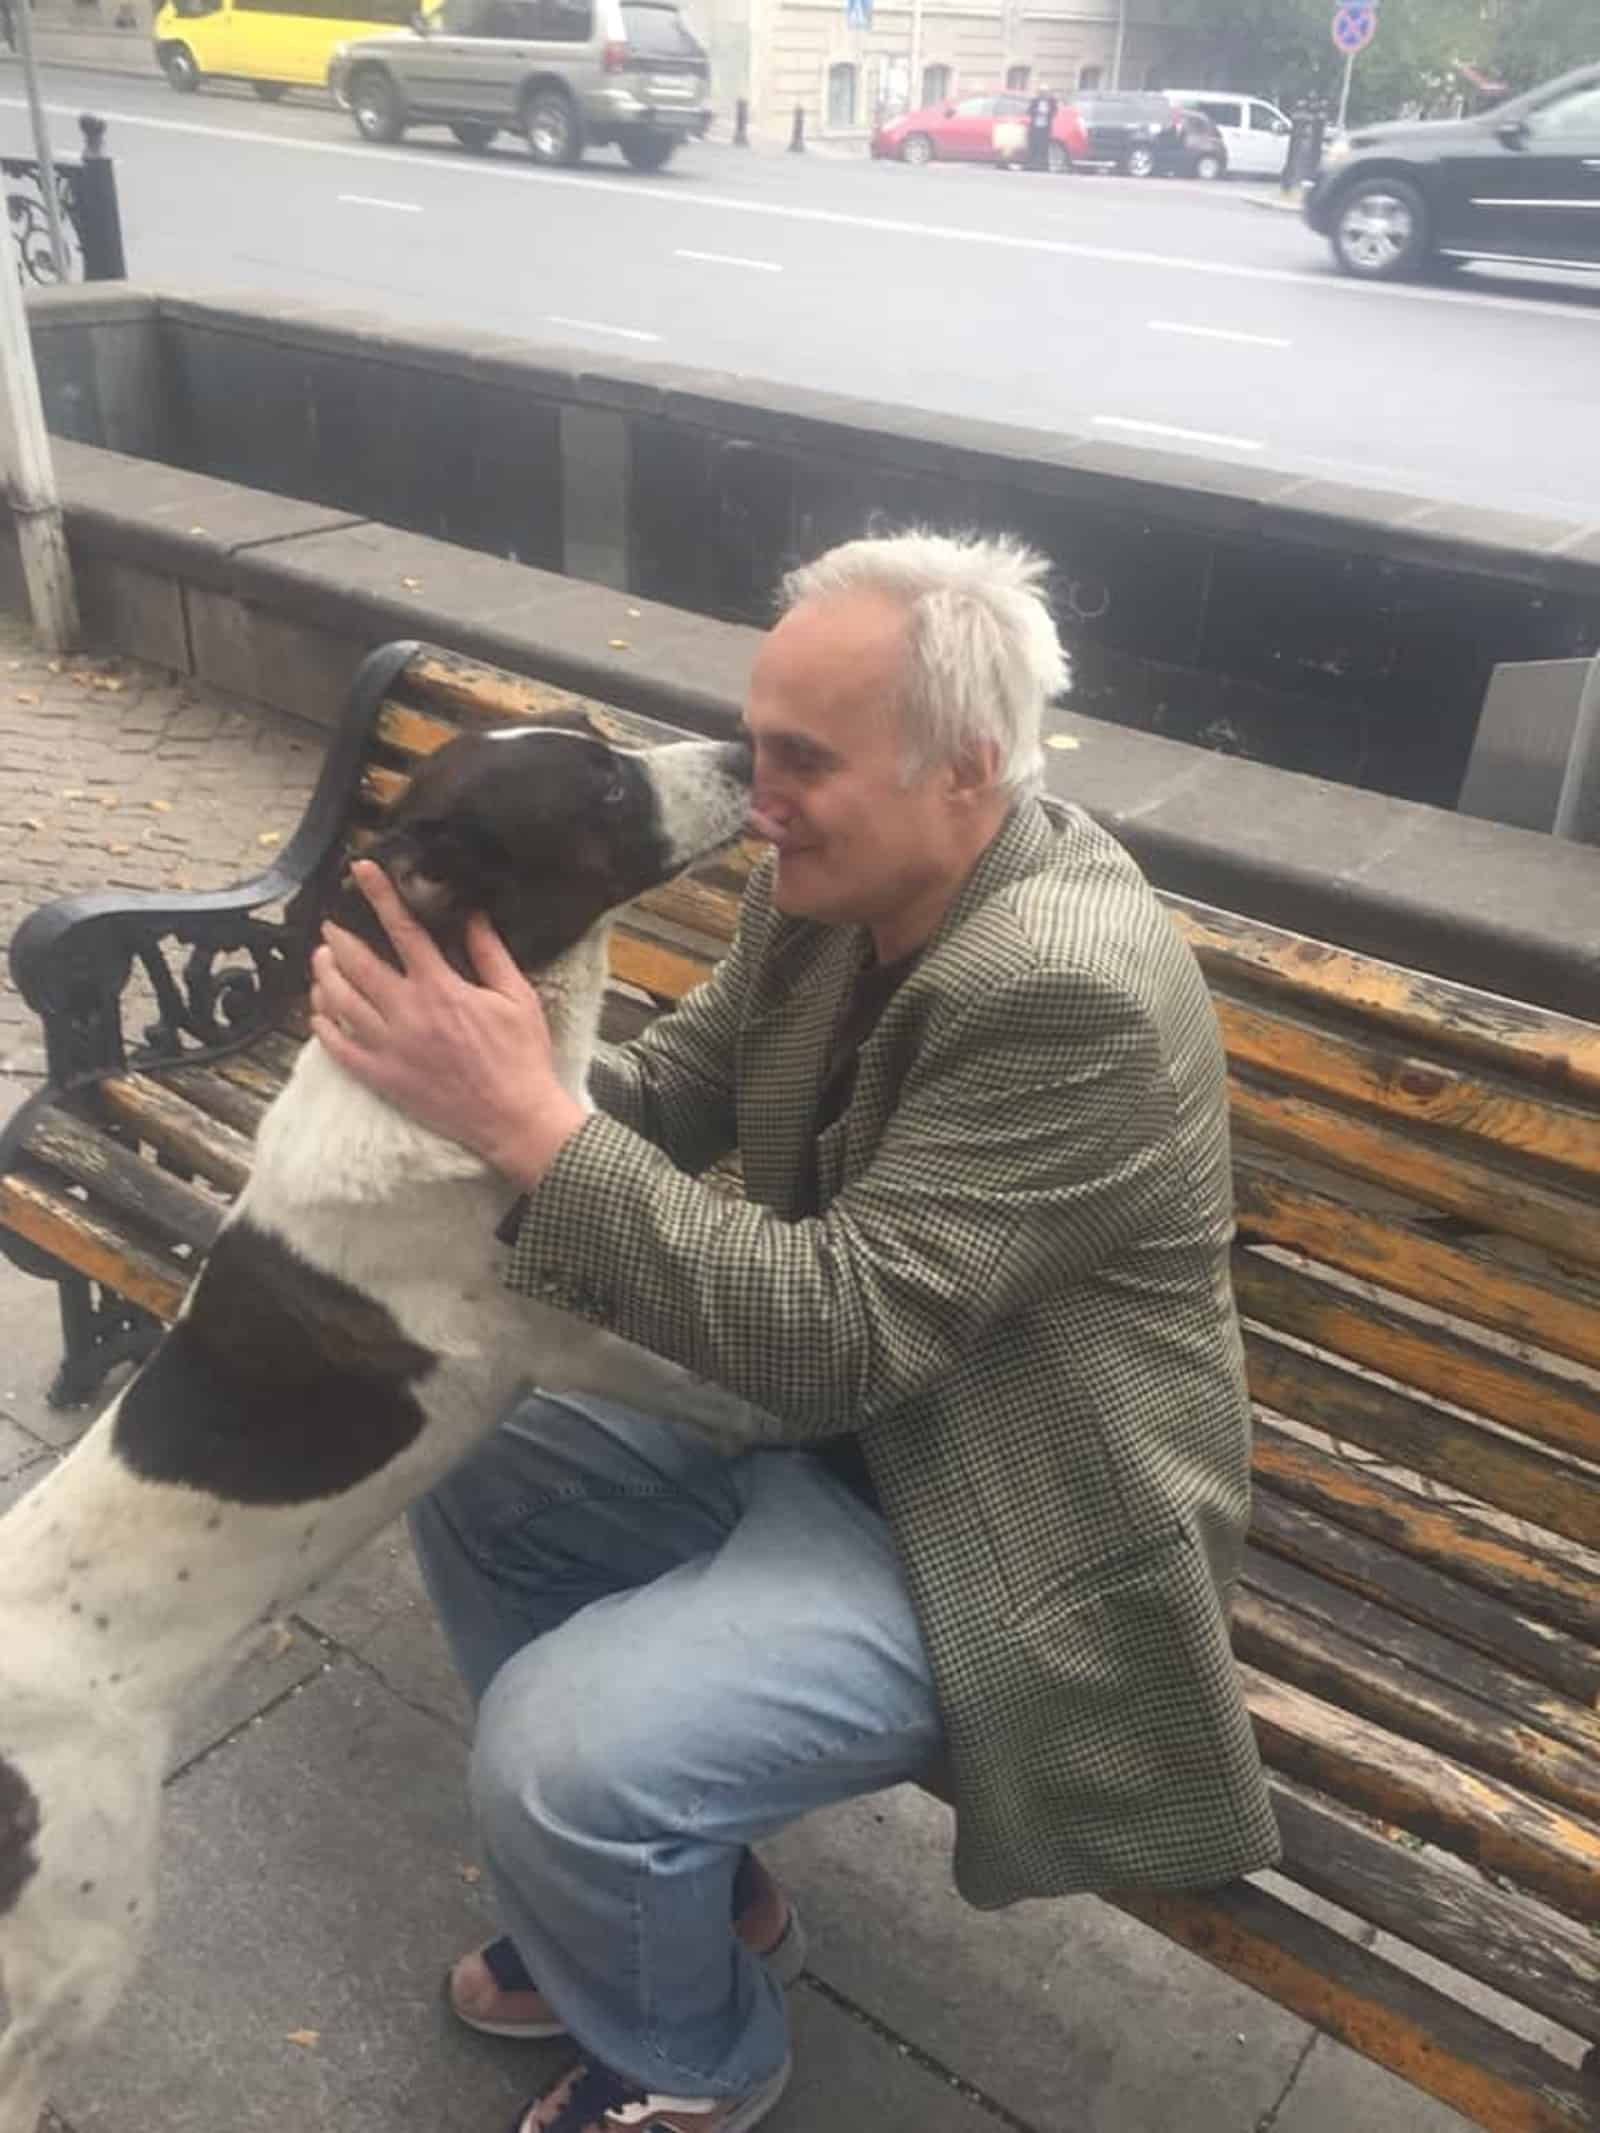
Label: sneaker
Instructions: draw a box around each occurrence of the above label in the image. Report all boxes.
[512,2054,792,2133]
[451,1854,806,2041]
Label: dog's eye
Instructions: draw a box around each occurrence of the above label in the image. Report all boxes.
[602,778,627,808]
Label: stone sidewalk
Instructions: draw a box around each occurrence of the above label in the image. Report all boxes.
[0,608,1505,2132]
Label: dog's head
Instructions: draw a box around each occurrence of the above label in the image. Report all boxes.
[326,725,750,975]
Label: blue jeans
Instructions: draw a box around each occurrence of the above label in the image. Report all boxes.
[409,1392,944,2098]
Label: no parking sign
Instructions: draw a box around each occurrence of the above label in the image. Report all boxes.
[1331,4,1376,53]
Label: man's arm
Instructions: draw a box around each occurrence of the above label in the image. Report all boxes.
[506,956,1182,1441]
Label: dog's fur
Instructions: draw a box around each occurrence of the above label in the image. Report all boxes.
[0,724,755,2133]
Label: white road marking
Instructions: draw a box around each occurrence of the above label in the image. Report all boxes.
[8,93,1600,325]
[1149,319,1291,348]
[674,248,782,271]
[1093,415,1265,453]
[337,193,422,212]
[547,314,661,342]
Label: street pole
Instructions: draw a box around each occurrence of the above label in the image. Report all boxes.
[1111,0,1126,90]
[0,235,79,650]
[909,0,923,110]
[1336,43,1355,129]
[12,0,70,282]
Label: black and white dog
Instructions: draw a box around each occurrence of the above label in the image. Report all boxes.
[0,722,754,2133]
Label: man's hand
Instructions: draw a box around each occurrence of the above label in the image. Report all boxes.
[309,860,586,1189]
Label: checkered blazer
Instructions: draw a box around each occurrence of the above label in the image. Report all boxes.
[506,799,1280,1905]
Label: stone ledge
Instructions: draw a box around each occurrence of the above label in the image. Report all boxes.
[11,441,1600,1016]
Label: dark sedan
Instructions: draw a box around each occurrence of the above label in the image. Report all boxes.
[1071,92,1226,179]
[1306,62,1600,280]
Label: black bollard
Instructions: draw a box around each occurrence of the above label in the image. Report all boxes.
[76,114,127,281]
[789,103,804,153]
[734,97,749,146]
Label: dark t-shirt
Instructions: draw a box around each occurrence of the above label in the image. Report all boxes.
[798,949,918,1507]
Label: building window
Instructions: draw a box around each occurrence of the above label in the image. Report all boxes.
[1077,63,1102,92]
[1005,63,1029,91]
[828,61,858,129]
[921,62,950,107]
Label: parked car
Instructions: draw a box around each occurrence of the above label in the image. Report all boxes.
[1069,92,1227,178]
[1163,90,1294,179]
[329,0,711,170]
[871,92,1087,171]
[153,0,414,98]
[1305,61,1600,280]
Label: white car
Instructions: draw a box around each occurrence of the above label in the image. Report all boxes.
[1164,91,1294,178]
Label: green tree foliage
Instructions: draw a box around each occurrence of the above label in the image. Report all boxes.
[1158,0,1595,119]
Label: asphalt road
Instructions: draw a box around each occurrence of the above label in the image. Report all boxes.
[6,62,1600,525]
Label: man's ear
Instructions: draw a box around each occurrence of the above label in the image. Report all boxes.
[946,737,1003,800]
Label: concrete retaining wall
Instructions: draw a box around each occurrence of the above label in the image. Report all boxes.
[6,416,1600,1018]
[25,285,1600,818]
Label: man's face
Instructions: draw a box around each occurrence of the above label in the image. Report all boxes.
[744,591,977,939]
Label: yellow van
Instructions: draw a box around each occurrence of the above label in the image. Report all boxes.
[153,0,416,98]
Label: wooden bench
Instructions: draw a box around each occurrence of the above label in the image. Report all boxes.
[4,639,1598,2133]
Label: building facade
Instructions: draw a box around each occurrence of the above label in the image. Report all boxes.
[693,0,1188,143]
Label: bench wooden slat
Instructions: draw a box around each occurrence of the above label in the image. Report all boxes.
[609,927,721,1006]
[1235,1579,1600,1822]
[1248,1489,1600,1708]
[1248,1333,1600,1553]
[1270,1778,1600,2050]
[0,1169,187,1321]
[1170,893,1600,1102]
[1236,1162,1600,1374]
[391,648,625,729]
[1232,1078,1600,1276]
[1242,1663,1600,1925]
[156,1064,270,1139]
[18,1107,224,1261]
[95,1075,255,1197]
[1253,1424,1600,1647]
[1219,994,1600,1182]
[1234,1251,1600,1471]
[1111,1875,1599,2133]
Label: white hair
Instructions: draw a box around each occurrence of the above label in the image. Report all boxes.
[780,531,1070,797]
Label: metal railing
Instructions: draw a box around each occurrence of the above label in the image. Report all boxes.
[3,113,126,284]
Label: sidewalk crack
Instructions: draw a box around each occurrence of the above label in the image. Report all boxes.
[798,1973,1044,2132]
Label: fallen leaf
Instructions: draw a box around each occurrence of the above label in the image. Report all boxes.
[148,799,172,813]
[626,607,641,619]
[108,842,131,856]
[458,1862,482,1885]
[1045,733,1080,751]
[285,2029,320,2049]
[98,795,120,809]
[14,690,38,705]
[188,525,208,536]
[400,576,423,592]
[60,788,84,800]
[608,638,630,651]
[20,816,44,831]
[46,659,60,674]
[257,831,282,848]
[91,676,125,694]
[264,1623,295,1659]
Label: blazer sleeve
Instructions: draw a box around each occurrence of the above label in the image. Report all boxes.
[504,955,1181,1440]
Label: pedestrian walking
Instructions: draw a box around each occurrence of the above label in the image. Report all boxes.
[1026,83,1059,170]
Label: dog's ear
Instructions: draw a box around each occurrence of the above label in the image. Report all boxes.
[322,818,511,974]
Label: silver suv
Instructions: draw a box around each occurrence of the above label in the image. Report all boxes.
[330,0,711,171]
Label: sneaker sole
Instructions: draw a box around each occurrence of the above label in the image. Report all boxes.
[449,1910,806,2042]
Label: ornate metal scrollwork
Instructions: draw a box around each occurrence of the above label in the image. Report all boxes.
[2,158,81,285]
[132,914,304,1065]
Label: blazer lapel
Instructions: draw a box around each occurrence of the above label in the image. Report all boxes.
[737,921,867,1218]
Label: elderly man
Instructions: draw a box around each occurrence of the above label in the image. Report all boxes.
[311,532,1279,2133]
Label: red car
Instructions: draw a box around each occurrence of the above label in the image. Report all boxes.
[871,91,1087,171]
